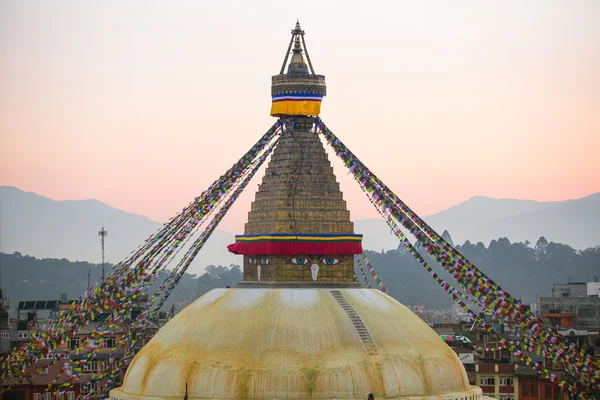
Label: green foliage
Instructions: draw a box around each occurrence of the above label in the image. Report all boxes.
[356,238,600,309]
[0,252,242,314]
[2,236,599,313]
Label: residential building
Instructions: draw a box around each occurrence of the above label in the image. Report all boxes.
[0,359,86,400]
[541,282,600,329]
[1,293,173,400]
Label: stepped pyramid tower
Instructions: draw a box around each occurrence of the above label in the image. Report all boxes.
[110,22,486,400]
[227,20,362,286]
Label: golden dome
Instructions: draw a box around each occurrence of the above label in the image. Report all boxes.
[110,288,485,400]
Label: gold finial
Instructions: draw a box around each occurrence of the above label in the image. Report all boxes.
[293,35,302,54]
[279,21,317,75]
[292,20,304,35]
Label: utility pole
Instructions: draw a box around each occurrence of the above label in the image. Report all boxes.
[98,223,108,282]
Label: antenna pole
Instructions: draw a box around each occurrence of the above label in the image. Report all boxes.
[98,223,108,282]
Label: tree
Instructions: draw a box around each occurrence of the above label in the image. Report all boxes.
[535,236,548,253]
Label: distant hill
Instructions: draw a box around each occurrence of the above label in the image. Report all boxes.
[363,240,600,310]
[0,252,242,315]
[2,237,599,313]
[0,186,240,274]
[355,193,600,250]
[2,187,599,274]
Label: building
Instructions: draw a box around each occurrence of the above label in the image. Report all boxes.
[454,347,478,385]
[1,293,171,400]
[0,289,10,355]
[551,282,588,298]
[541,282,600,329]
[515,366,566,400]
[1,295,79,355]
[0,359,87,400]
[473,342,573,400]
[588,282,600,297]
[109,22,493,400]
[462,313,577,400]
[556,328,598,349]
[475,361,517,400]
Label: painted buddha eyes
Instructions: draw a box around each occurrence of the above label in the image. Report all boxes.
[248,258,269,265]
[290,258,310,265]
[251,257,342,265]
[288,258,343,265]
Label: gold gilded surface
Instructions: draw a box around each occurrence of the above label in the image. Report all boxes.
[110,288,480,400]
[271,74,327,96]
[244,120,352,236]
[243,255,355,282]
[241,119,358,282]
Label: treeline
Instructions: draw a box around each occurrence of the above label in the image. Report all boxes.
[1,236,599,312]
[361,236,600,309]
[0,252,242,314]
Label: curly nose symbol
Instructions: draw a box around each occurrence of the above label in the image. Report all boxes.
[311,264,319,281]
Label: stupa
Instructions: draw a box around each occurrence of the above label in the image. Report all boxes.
[109,22,486,400]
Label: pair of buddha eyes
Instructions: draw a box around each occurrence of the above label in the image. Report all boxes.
[247,258,343,265]
[248,259,269,265]
[291,258,342,265]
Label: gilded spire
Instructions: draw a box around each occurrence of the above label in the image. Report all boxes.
[270,21,327,117]
[279,20,315,76]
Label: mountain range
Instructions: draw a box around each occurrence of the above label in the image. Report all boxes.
[0,186,239,273]
[1,186,599,275]
[357,192,600,252]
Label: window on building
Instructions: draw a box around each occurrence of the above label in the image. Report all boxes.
[66,392,75,400]
[500,395,514,400]
[483,343,500,360]
[83,360,98,373]
[99,361,113,372]
[499,377,514,386]
[56,393,64,400]
[479,376,495,386]
[103,336,116,348]
[531,383,538,397]
[68,338,80,350]
[34,393,42,400]
[43,367,49,374]
[64,363,73,374]
[43,393,51,400]
[522,381,530,397]
[82,383,100,395]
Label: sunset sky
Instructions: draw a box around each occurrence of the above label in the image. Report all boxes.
[1,1,599,233]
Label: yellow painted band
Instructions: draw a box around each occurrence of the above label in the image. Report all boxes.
[270,100,321,116]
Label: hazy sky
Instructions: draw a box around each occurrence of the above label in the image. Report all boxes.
[1,1,599,233]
